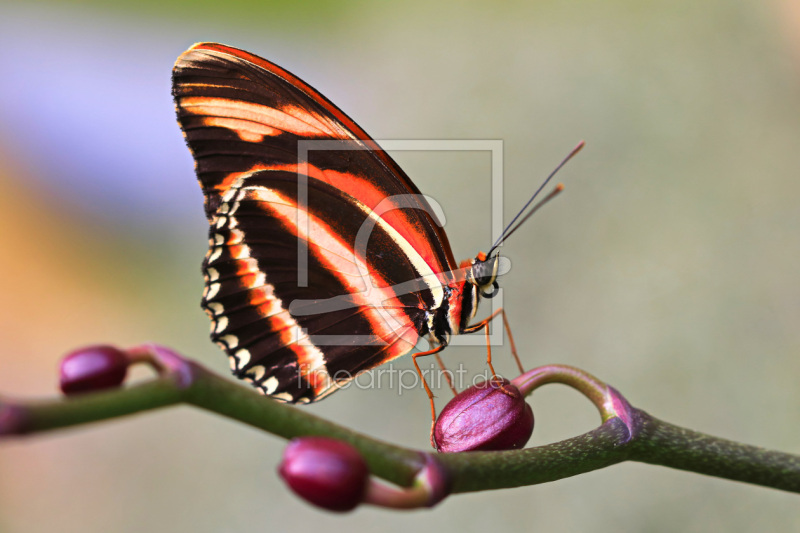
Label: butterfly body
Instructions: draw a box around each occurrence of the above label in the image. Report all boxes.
[173,43,501,403]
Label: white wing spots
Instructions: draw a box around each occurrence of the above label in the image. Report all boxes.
[235,348,252,367]
[295,396,311,405]
[207,246,223,264]
[207,200,252,266]
[203,180,338,400]
[214,315,229,333]
[228,356,238,371]
[206,283,220,300]
[220,334,239,349]
[272,392,293,403]
[246,365,266,381]
[262,376,279,395]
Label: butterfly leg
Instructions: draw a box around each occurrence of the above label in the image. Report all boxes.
[411,344,446,444]
[463,307,524,376]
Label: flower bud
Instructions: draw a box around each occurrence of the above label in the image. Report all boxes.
[434,377,534,453]
[59,345,130,395]
[278,437,369,512]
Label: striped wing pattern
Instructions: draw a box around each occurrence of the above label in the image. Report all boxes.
[172,43,459,401]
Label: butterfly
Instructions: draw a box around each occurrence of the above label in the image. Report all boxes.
[172,43,577,413]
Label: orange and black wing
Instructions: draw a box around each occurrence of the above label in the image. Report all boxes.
[173,43,457,402]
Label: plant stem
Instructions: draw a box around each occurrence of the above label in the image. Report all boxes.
[630,410,800,492]
[2,357,799,496]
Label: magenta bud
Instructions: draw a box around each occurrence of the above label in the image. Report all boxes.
[434,377,534,453]
[59,345,130,395]
[278,437,369,512]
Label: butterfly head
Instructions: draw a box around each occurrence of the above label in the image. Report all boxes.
[466,251,505,299]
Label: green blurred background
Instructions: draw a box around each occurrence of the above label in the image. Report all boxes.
[1,0,799,531]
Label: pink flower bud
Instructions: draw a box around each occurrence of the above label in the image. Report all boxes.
[278,437,369,512]
[59,345,130,395]
[434,377,534,453]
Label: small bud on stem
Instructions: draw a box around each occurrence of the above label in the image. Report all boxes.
[433,377,534,453]
[59,345,130,395]
[278,437,369,512]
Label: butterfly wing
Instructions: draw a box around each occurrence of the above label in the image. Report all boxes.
[173,43,458,402]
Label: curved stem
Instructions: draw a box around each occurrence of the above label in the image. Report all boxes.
[511,364,630,424]
[2,348,799,496]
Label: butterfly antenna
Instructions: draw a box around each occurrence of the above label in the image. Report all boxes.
[492,183,565,249]
[488,140,584,256]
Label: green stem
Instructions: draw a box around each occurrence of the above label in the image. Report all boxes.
[184,363,423,486]
[440,417,633,492]
[630,410,800,492]
[0,361,421,487]
[2,356,799,496]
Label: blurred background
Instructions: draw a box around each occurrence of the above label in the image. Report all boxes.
[1,0,799,531]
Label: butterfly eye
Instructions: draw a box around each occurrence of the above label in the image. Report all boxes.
[479,281,500,299]
[470,255,500,287]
